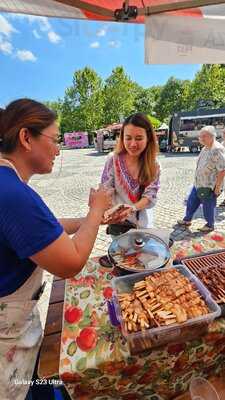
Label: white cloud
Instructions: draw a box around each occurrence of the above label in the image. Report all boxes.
[16,50,37,62]
[9,14,61,44]
[108,40,121,48]
[90,41,100,48]
[35,16,51,32]
[32,29,41,39]
[11,15,51,32]
[0,39,13,55]
[0,15,38,61]
[0,15,17,37]
[96,27,107,37]
[48,31,61,44]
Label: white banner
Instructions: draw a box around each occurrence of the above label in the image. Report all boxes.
[145,12,225,64]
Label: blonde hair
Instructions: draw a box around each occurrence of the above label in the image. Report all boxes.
[115,113,159,186]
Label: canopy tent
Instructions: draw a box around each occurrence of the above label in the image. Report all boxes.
[1,0,225,21]
[1,0,225,63]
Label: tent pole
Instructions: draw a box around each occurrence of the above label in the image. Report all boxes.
[138,0,225,15]
[54,0,114,17]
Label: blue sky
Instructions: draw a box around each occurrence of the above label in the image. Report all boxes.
[0,12,200,107]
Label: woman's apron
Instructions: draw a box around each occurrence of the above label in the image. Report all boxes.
[0,267,44,400]
[0,159,45,399]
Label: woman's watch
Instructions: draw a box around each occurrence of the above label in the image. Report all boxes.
[131,205,137,213]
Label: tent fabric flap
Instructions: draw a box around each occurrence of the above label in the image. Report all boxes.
[1,0,225,64]
[145,6,225,64]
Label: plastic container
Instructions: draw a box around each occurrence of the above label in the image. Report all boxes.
[189,377,220,400]
[111,265,221,354]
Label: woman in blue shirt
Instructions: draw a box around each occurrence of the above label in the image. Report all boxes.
[0,98,111,400]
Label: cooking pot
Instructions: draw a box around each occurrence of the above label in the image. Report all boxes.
[108,230,171,274]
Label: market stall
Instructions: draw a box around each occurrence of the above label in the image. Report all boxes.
[38,232,225,400]
[64,132,89,149]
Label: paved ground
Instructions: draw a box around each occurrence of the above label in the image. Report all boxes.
[31,147,225,249]
[32,148,225,326]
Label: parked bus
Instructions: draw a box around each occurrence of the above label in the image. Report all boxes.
[168,107,225,153]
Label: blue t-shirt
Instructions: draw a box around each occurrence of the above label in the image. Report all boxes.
[0,166,63,297]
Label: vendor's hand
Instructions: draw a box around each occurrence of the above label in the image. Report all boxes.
[88,187,112,213]
[98,183,114,196]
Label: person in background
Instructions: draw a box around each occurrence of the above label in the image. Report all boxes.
[101,113,160,234]
[0,99,111,400]
[219,129,225,206]
[177,125,225,232]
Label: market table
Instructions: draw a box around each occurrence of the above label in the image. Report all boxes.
[38,231,225,399]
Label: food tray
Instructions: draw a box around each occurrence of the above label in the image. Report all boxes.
[110,265,221,354]
[181,251,225,316]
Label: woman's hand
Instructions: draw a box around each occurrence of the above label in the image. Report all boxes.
[88,187,112,214]
[102,204,135,224]
[214,185,221,196]
[118,204,136,222]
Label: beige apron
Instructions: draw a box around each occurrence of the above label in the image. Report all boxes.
[0,159,45,399]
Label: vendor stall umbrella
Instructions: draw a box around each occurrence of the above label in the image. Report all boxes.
[1,0,225,63]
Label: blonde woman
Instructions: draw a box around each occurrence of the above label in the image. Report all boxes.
[101,113,160,233]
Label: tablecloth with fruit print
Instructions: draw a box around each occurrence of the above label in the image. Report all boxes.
[60,231,225,400]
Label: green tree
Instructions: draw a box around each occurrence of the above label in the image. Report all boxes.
[44,99,63,123]
[156,77,190,120]
[189,64,225,109]
[147,115,161,129]
[133,87,159,115]
[103,66,136,124]
[44,99,64,139]
[61,67,104,133]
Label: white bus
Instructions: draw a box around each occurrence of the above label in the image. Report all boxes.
[168,107,225,153]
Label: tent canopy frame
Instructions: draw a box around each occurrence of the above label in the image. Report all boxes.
[53,0,225,21]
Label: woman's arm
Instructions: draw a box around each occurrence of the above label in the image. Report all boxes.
[31,209,103,278]
[139,181,160,210]
[115,175,161,221]
[134,197,150,211]
[58,217,85,234]
[118,181,159,220]
[31,188,111,278]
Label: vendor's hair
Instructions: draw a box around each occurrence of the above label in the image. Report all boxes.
[115,113,159,185]
[0,98,56,154]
